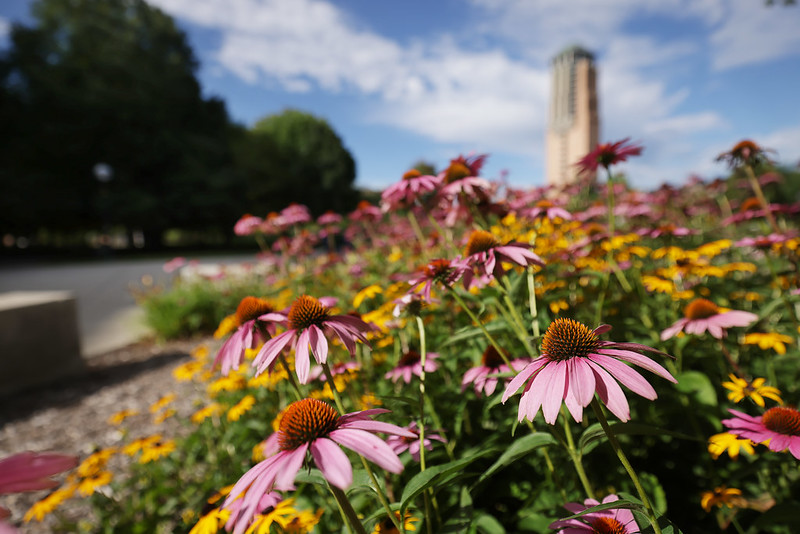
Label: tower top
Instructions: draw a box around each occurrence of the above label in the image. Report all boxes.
[552,45,594,63]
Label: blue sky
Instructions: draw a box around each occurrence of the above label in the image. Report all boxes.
[2,0,800,191]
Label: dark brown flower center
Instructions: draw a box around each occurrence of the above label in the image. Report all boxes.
[684,298,720,320]
[423,259,453,280]
[591,516,627,534]
[278,399,340,450]
[288,295,329,330]
[444,161,471,183]
[762,406,800,436]
[403,169,422,181]
[398,350,421,366]
[235,296,275,325]
[541,318,600,361]
[481,345,507,369]
[465,230,501,256]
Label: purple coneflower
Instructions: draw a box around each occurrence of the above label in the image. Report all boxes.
[223,399,414,534]
[252,295,371,384]
[407,258,468,301]
[660,298,758,341]
[461,229,544,288]
[234,214,263,236]
[722,407,800,460]
[576,138,643,176]
[461,346,529,397]
[521,200,573,221]
[214,297,280,375]
[386,422,446,462]
[224,491,283,533]
[502,318,676,424]
[549,494,639,533]
[385,350,439,384]
[381,169,441,211]
[276,203,312,227]
[438,154,492,201]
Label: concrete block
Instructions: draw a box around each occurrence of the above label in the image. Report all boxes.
[0,291,84,396]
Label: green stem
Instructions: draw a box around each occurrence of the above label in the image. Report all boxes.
[407,211,428,253]
[449,288,512,367]
[526,268,541,342]
[330,485,368,534]
[321,361,403,532]
[500,276,535,353]
[561,410,595,499]
[279,354,303,402]
[590,399,662,534]
[743,163,780,234]
[415,316,438,534]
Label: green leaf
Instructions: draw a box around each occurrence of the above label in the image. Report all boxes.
[442,322,510,346]
[476,432,557,485]
[400,450,493,514]
[474,513,506,534]
[674,371,718,406]
[579,422,699,455]
[559,497,644,521]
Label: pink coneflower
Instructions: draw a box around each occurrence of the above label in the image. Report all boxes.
[461,229,544,288]
[386,422,446,462]
[462,346,529,397]
[381,169,441,211]
[277,203,312,227]
[438,154,491,201]
[385,350,439,384]
[722,407,800,460]
[0,452,78,494]
[223,399,415,534]
[549,494,639,533]
[735,233,795,249]
[716,139,774,168]
[660,298,758,341]
[234,214,263,236]
[316,211,342,226]
[252,295,370,384]
[576,138,643,176]
[214,297,280,376]
[348,200,383,223]
[407,258,469,301]
[162,256,187,273]
[224,491,283,533]
[521,200,573,221]
[502,318,676,424]
[639,224,694,239]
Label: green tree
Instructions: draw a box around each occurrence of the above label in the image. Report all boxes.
[248,109,358,215]
[0,0,241,246]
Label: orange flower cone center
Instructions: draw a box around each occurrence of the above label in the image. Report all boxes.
[481,345,507,369]
[535,200,554,208]
[465,230,501,256]
[591,516,627,534]
[444,161,472,183]
[235,297,275,325]
[684,298,720,320]
[402,169,422,181]
[762,406,800,436]
[288,295,329,331]
[542,318,600,361]
[278,399,340,450]
[739,197,762,213]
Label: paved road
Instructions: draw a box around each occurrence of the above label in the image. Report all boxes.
[0,253,256,357]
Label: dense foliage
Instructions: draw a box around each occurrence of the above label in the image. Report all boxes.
[15,141,800,534]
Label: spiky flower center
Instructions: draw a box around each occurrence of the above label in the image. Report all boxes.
[481,345,507,369]
[535,200,554,208]
[465,230,501,256]
[591,516,627,534]
[444,161,471,183]
[541,318,600,361]
[739,197,762,213]
[684,298,720,320]
[278,399,340,450]
[288,295,329,331]
[762,406,800,436]
[398,350,421,366]
[403,169,422,181]
[424,259,453,281]
[235,296,275,325]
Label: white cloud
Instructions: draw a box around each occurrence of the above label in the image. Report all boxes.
[762,125,800,166]
[709,2,800,70]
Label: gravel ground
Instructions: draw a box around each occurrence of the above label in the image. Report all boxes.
[0,337,216,533]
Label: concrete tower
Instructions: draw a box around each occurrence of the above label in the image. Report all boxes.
[546,46,599,186]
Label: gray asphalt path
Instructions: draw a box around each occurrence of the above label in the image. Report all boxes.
[0,253,255,357]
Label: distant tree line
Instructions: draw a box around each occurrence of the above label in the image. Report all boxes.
[0,0,358,249]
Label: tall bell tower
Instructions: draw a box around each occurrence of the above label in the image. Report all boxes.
[546,46,599,186]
